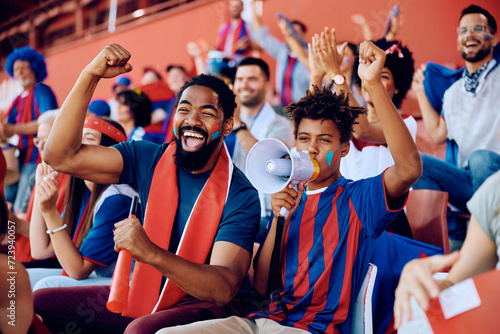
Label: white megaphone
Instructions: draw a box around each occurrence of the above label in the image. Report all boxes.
[246,138,320,218]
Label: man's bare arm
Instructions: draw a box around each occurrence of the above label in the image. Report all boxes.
[2,121,38,138]
[114,217,251,305]
[43,44,132,184]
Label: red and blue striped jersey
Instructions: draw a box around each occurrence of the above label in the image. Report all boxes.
[7,83,57,165]
[217,19,251,56]
[250,172,406,334]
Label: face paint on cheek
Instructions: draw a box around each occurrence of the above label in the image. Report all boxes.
[484,34,490,40]
[326,150,339,167]
[210,124,221,141]
[385,83,392,93]
[173,120,178,137]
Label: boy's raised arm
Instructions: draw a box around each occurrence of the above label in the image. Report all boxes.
[358,41,422,200]
[44,44,132,184]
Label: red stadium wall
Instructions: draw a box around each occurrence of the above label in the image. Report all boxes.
[1,0,499,111]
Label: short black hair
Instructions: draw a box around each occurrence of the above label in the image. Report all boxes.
[291,20,307,34]
[373,39,414,109]
[176,74,236,120]
[285,86,365,143]
[166,65,188,74]
[237,57,270,81]
[117,89,153,127]
[460,5,497,34]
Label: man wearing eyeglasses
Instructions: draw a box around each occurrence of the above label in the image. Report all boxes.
[412,5,500,251]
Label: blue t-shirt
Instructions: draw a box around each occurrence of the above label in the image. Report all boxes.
[170,168,211,252]
[129,127,164,145]
[369,231,443,334]
[77,184,137,276]
[114,140,260,305]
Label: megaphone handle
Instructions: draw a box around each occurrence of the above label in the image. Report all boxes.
[279,206,290,218]
[278,183,298,218]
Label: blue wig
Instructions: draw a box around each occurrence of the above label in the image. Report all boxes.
[5,46,48,83]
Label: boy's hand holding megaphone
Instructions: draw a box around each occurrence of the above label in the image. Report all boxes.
[270,181,305,220]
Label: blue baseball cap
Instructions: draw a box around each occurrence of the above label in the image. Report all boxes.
[113,75,132,91]
[88,99,111,117]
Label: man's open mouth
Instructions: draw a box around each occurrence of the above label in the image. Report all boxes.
[182,130,206,150]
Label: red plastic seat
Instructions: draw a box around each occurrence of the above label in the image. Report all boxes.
[406,189,450,254]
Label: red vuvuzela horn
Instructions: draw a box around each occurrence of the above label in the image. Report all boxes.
[106,196,139,313]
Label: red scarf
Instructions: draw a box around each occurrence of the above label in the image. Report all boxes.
[164,112,176,143]
[123,141,233,318]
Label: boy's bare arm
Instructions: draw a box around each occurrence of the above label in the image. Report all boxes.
[253,183,304,295]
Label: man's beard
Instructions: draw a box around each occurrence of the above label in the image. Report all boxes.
[461,44,491,63]
[239,89,266,108]
[174,126,222,172]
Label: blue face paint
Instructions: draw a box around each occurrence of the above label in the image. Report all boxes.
[211,130,221,140]
[210,124,221,141]
[173,126,178,136]
[484,34,490,40]
[326,151,334,166]
[326,150,339,167]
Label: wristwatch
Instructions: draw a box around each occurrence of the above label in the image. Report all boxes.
[233,122,248,134]
[333,74,346,85]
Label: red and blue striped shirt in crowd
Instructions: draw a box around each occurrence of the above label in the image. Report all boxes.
[281,55,298,106]
[7,82,57,165]
[217,19,251,56]
[249,173,406,334]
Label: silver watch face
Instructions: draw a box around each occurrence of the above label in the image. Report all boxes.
[334,75,345,85]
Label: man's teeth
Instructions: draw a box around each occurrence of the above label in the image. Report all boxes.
[184,131,204,139]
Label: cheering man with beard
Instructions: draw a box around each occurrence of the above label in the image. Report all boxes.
[412,5,500,249]
[34,44,260,334]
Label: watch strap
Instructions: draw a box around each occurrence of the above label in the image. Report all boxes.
[233,122,247,134]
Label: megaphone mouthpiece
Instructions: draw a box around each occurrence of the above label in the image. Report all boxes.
[265,158,292,177]
[246,138,320,195]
